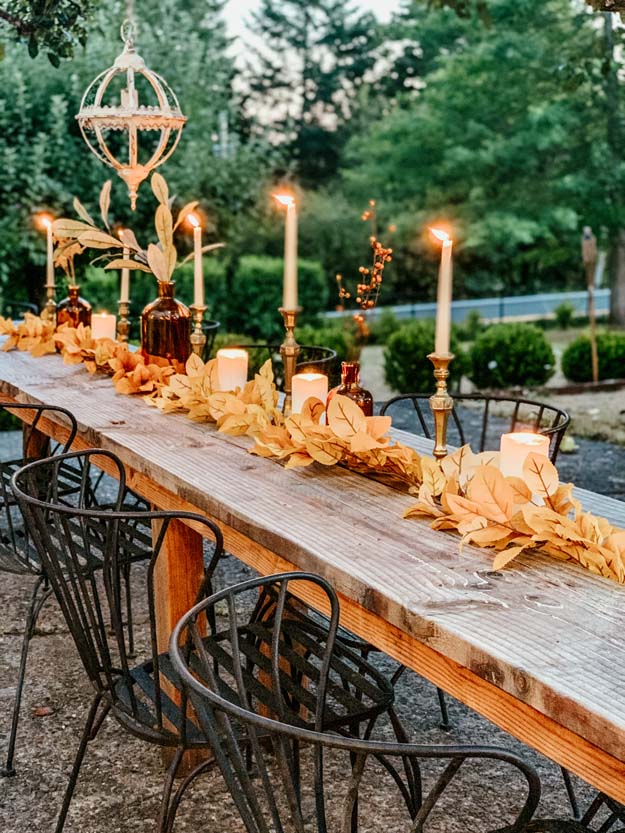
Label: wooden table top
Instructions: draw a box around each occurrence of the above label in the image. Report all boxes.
[2,347,625,774]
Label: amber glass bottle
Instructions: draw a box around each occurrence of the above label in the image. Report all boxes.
[327,361,373,416]
[56,285,92,328]
[140,281,191,373]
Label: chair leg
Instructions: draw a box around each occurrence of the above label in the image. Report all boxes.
[2,575,51,777]
[560,767,581,821]
[123,561,136,658]
[54,693,105,833]
[157,748,184,833]
[436,687,451,731]
[161,756,217,833]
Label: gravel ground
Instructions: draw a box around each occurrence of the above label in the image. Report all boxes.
[0,426,617,832]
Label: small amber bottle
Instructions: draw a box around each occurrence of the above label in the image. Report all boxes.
[56,285,92,328]
[327,361,374,417]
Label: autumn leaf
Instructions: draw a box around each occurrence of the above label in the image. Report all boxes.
[147,243,169,282]
[151,172,169,205]
[522,452,559,498]
[365,415,391,441]
[301,397,325,427]
[73,196,95,227]
[173,200,199,232]
[492,545,529,571]
[285,452,315,469]
[305,437,344,466]
[421,457,446,497]
[327,394,366,439]
[99,179,112,229]
[467,465,514,524]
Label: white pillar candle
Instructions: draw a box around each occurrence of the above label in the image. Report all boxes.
[291,372,329,415]
[431,229,453,355]
[216,348,248,391]
[44,218,55,288]
[275,195,298,309]
[500,432,550,479]
[188,213,204,308]
[91,313,117,341]
[120,246,130,303]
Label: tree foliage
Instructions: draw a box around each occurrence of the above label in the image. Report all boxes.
[0,0,93,64]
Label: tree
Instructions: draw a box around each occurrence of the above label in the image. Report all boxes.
[245,0,382,186]
[0,0,94,64]
[344,0,620,303]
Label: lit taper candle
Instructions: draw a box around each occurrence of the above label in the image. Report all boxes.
[274,193,298,309]
[430,228,453,355]
[36,214,55,288]
[188,213,204,308]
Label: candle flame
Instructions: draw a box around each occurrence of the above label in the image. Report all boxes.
[187,213,200,229]
[35,212,54,231]
[273,193,295,208]
[430,227,450,243]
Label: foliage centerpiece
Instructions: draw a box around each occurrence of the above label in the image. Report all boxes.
[53,173,223,373]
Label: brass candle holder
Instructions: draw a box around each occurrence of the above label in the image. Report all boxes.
[279,307,301,416]
[41,284,57,324]
[189,304,207,358]
[427,352,455,460]
[117,300,131,343]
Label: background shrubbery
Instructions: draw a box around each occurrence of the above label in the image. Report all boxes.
[383,320,467,393]
[561,332,625,383]
[469,323,555,389]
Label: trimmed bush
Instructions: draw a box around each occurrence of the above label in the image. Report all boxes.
[469,323,555,389]
[561,332,625,383]
[227,256,328,342]
[370,308,400,345]
[297,322,359,363]
[554,301,576,330]
[383,319,467,393]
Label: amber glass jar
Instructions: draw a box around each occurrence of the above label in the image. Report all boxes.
[327,361,373,417]
[56,285,92,328]
[140,280,191,373]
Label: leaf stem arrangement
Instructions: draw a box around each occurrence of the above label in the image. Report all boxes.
[52,173,224,283]
[1,312,624,588]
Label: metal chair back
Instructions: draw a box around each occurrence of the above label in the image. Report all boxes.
[11,449,224,744]
[0,402,78,574]
[170,573,542,833]
[381,393,570,462]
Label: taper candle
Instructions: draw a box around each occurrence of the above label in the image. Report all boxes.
[431,228,453,355]
[274,194,298,309]
[39,216,55,288]
[217,348,248,391]
[188,213,204,308]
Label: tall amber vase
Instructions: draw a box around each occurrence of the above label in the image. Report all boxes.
[327,361,374,416]
[56,285,92,328]
[140,280,191,373]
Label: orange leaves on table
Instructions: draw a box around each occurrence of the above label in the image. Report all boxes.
[108,345,173,395]
[1,313,56,357]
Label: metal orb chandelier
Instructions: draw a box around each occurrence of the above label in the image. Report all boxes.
[76,13,186,209]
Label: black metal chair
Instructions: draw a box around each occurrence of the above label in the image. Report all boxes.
[1,300,39,319]
[168,572,590,833]
[0,406,153,777]
[200,319,220,362]
[578,794,625,831]
[381,393,570,462]
[12,451,406,832]
[218,344,339,390]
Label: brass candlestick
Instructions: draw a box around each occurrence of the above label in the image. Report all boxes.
[41,284,57,324]
[189,304,207,358]
[428,352,455,460]
[279,307,301,416]
[117,300,131,343]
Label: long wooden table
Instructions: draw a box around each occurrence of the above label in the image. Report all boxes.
[2,347,625,801]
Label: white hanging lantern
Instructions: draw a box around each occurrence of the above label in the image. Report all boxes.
[76,18,186,209]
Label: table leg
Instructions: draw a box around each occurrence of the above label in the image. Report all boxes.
[152,516,207,774]
[23,419,50,460]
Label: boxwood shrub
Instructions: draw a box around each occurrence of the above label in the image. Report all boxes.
[561,332,625,383]
[383,319,467,393]
[469,323,555,389]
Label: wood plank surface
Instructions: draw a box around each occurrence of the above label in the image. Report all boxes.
[3,347,625,801]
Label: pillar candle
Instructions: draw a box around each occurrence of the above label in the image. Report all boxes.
[91,313,117,341]
[120,246,130,303]
[432,231,453,355]
[275,195,298,309]
[291,372,329,415]
[216,348,248,391]
[500,432,550,479]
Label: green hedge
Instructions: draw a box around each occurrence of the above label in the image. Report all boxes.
[226,256,328,342]
[383,319,467,393]
[561,332,625,382]
[469,323,555,389]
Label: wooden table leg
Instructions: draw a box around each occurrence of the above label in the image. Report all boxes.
[152,516,207,774]
[23,419,50,460]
